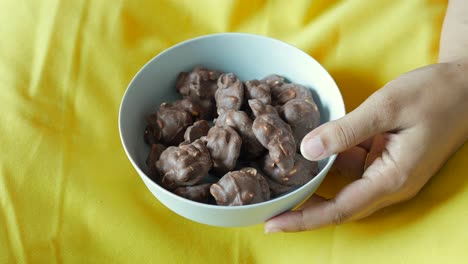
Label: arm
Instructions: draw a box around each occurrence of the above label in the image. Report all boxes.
[265,1,468,233]
[439,0,468,62]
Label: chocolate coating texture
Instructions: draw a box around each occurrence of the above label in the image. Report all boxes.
[145,144,167,182]
[262,153,318,186]
[184,120,210,143]
[204,126,242,175]
[215,73,244,114]
[156,139,212,189]
[176,66,221,120]
[261,74,285,89]
[245,79,271,105]
[271,83,312,105]
[174,183,213,203]
[144,113,161,145]
[210,167,270,206]
[278,98,320,150]
[176,66,221,101]
[215,110,264,158]
[249,99,296,173]
[156,102,193,146]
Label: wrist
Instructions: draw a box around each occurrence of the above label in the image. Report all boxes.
[444,58,468,141]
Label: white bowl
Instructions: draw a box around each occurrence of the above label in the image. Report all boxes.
[119,33,345,227]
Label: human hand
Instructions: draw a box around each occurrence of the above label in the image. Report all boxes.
[265,58,468,233]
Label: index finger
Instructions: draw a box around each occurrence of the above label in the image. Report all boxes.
[264,175,388,233]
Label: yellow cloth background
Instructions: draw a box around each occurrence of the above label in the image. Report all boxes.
[1,0,467,263]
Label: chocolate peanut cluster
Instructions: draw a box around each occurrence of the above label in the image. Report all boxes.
[143,66,321,206]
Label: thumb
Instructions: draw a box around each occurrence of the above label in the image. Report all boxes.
[300,92,397,160]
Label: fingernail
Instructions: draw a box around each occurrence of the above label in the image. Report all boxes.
[264,223,282,234]
[301,136,325,160]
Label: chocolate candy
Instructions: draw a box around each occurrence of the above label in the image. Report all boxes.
[271,83,313,105]
[204,126,242,175]
[249,99,296,173]
[261,74,285,89]
[174,183,213,203]
[184,120,210,143]
[215,73,244,114]
[176,66,221,101]
[210,168,270,206]
[278,98,320,150]
[156,102,193,146]
[215,110,264,158]
[262,153,318,186]
[171,98,214,121]
[264,176,295,197]
[156,139,212,189]
[245,79,271,105]
[144,113,161,145]
[145,144,167,182]
[176,66,221,120]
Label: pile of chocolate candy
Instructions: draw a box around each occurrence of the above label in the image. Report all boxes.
[144,66,321,206]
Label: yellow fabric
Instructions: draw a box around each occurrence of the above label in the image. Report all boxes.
[1,0,466,263]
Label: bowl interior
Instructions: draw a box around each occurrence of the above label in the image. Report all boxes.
[119,33,345,225]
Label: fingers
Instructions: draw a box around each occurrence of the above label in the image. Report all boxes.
[264,175,389,233]
[264,194,326,233]
[296,194,327,210]
[300,91,398,161]
[364,134,388,170]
